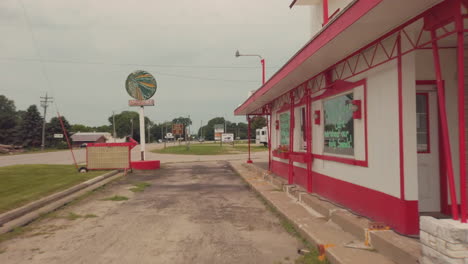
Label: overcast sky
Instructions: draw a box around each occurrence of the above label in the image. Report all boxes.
[0,0,310,131]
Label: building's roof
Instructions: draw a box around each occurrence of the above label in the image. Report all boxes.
[234,0,442,115]
[71,133,108,142]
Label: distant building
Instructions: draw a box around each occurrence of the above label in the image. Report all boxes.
[70,132,109,147]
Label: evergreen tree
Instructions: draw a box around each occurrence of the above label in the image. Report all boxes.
[46,116,71,148]
[20,105,43,147]
[0,95,18,144]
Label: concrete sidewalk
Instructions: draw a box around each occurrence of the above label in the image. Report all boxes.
[229,160,422,264]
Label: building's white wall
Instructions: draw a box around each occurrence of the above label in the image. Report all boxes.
[314,61,401,198]
[416,49,460,202]
[308,0,355,37]
[402,52,418,201]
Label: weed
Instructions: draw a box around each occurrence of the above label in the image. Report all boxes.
[65,212,82,220]
[102,195,128,201]
[130,182,151,193]
[31,248,40,251]
[84,214,97,218]
[0,226,31,243]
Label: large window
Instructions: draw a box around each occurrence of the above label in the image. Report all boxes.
[279,112,290,146]
[323,92,354,156]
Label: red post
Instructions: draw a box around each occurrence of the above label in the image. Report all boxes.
[397,34,406,200]
[288,92,295,184]
[456,2,467,223]
[431,30,459,220]
[266,112,271,171]
[261,59,266,85]
[57,112,78,170]
[247,115,253,164]
[323,0,329,25]
[305,88,313,192]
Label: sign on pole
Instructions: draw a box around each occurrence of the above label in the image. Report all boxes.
[172,124,184,136]
[222,133,234,143]
[54,134,64,138]
[128,99,155,106]
[125,70,157,161]
[214,124,224,141]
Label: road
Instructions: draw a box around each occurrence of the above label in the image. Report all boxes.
[0,142,268,167]
[0,161,302,264]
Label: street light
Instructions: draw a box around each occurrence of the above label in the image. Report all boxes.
[235,50,265,84]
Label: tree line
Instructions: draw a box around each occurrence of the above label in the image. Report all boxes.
[0,94,268,148]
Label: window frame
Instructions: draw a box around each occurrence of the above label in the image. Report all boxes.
[416,92,431,154]
[312,79,368,167]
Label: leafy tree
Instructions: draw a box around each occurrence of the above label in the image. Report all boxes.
[0,95,18,144]
[251,116,267,130]
[108,111,151,143]
[20,105,43,147]
[46,116,71,148]
[171,116,192,138]
[70,124,94,133]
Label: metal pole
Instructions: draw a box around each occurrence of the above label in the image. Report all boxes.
[261,59,265,85]
[247,115,252,163]
[456,3,467,223]
[57,111,77,169]
[113,111,116,143]
[323,0,329,25]
[139,106,145,161]
[40,93,52,150]
[431,30,459,220]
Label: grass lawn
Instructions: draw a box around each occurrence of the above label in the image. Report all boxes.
[0,165,106,214]
[0,148,66,156]
[152,144,267,155]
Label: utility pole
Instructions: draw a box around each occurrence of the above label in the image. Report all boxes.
[112,111,116,143]
[40,93,53,150]
[200,120,203,140]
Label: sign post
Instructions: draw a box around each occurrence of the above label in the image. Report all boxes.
[125,70,157,161]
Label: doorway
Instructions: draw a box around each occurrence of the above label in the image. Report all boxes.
[416,85,441,212]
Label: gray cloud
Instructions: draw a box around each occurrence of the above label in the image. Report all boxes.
[0,0,310,130]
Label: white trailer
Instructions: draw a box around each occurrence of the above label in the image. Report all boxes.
[255,126,268,147]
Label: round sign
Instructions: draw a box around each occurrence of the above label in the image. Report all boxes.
[125,70,157,100]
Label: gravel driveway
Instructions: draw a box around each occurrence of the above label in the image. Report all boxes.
[0,161,302,264]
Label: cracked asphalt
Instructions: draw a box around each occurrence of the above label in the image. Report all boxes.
[0,161,302,264]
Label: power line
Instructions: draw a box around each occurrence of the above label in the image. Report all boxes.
[0,57,279,69]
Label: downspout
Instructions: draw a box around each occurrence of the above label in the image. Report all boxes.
[289,92,295,184]
[430,30,459,220]
[247,115,253,164]
[456,1,467,222]
[306,88,313,192]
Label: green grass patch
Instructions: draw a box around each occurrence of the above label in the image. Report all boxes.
[152,144,267,155]
[0,148,65,156]
[130,182,151,192]
[102,195,128,201]
[0,165,106,214]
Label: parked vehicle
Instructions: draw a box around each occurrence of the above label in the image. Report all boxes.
[255,127,268,147]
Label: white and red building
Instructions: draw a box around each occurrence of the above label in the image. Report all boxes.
[235,0,468,235]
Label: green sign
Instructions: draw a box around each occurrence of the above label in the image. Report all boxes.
[125,70,157,100]
[279,112,290,146]
[323,93,354,155]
